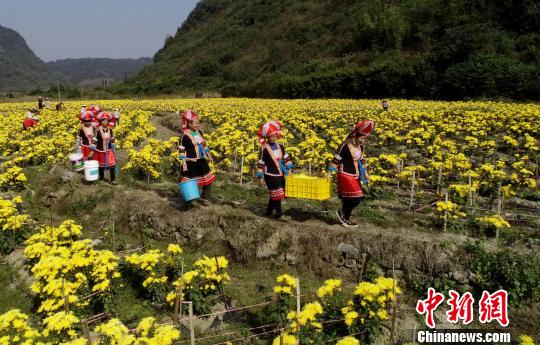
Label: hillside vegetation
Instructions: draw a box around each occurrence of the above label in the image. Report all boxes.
[122,0,540,99]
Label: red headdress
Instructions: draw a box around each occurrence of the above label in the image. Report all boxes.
[257,120,283,145]
[181,110,199,131]
[96,111,115,127]
[87,105,101,115]
[348,120,375,138]
[81,111,94,122]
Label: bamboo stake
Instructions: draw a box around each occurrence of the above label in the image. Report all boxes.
[443,191,448,233]
[214,256,227,307]
[280,333,284,345]
[136,214,146,250]
[240,157,244,184]
[496,180,503,240]
[62,279,70,313]
[468,175,473,207]
[174,261,184,324]
[397,160,401,188]
[233,148,237,173]
[82,319,91,345]
[497,180,503,215]
[535,153,539,178]
[111,219,116,252]
[178,258,184,320]
[389,259,397,345]
[357,253,367,283]
[296,278,301,314]
[409,171,416,210]
[436,164,443,195]
[188,302,195,345]
[173,285,183,325]
[296,277,301,342]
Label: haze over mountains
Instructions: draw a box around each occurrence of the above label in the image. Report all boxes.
[46,58,152,87]
[0,25,151,91]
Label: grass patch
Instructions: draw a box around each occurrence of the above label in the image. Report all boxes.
[354,203,390,227]
[213,174,268,211]
[0,262,33,314]
[225,262,326,308]
[113,283,156,327]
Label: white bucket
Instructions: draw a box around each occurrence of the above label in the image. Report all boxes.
[84,160,99,182]
[69,152,84,172]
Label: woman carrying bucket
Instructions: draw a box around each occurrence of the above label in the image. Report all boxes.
[78,112,96,160]
[178,110,216,204]
[92,112,117,184]
[256,120,294,220]
[328,120,374,228]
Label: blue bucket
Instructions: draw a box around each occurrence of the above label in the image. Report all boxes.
[179,179,200,202]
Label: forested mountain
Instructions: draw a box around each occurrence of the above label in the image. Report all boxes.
[0,25,150,92]
[122,0,540,99]
[0,25,61,91]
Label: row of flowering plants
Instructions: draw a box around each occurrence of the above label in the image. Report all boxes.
[0,191,396,344]
[271,274,401,345]
[3,212,400,344]
[0,309,181,345]
[0,197,220,344]
[1,99,537,239]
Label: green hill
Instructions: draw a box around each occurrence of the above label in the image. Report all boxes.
[121,0,540,100]
[0,25,62,92]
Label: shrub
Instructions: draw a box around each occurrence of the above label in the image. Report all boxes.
[465,242,540,305]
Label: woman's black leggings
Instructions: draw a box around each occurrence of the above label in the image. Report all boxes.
[266,199,282,217]
[99,166,116,181]
[202,185,212,200]
[341,198,362,220]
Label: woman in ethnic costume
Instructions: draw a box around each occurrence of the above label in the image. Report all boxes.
[178,110,216,202]
[78,112,96,160]
[329,120,374,227]
[256,120,294,220]
[92,112,117,184]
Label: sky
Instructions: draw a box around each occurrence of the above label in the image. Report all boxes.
[0,0,200,62]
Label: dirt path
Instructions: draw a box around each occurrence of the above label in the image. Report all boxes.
[84,184,469,278]
[150,113,178,141]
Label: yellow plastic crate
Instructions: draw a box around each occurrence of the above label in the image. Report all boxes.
[286,174,332,201]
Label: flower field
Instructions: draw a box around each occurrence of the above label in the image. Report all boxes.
[0,98,538,344]
[2,98,538,226]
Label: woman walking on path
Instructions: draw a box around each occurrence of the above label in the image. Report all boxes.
[178,110,216,204]
[92,112,117,184]
[256,120,294,220]
[329,120,374,227]
[78,112,96,160]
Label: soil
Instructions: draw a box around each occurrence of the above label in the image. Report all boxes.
[150,113,179,141]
